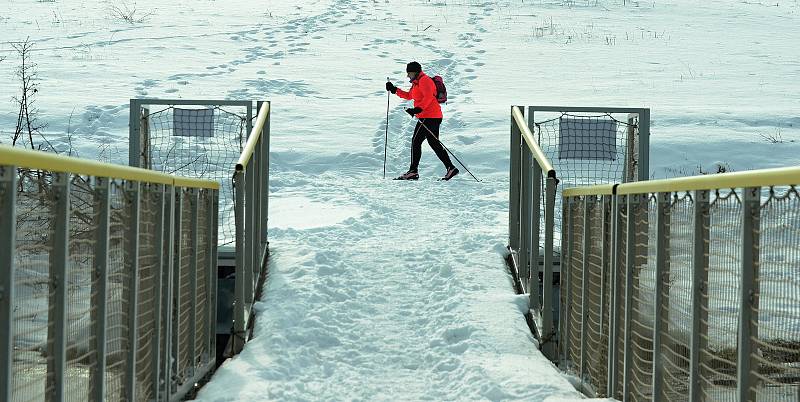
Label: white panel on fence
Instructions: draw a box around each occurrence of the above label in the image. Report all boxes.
[558,117,617,160]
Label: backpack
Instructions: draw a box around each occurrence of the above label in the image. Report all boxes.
[432,75,447,104]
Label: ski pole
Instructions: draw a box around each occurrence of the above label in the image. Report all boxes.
[384,77,390,179]
[414,118,481,182]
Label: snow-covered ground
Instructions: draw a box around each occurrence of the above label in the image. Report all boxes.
[2,0,799,401]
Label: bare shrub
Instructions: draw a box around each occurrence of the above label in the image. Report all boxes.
[109,1,154,24]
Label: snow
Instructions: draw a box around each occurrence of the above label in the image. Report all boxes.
[2,0,799,400]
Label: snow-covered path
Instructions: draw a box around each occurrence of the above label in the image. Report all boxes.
[195,174,585,401]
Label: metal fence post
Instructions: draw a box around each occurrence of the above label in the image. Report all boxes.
[541,176,556,361]
[689,189,710,402]
[509,106,522,250]
[233,171,246,353]
[579,195,591,387]
[261,102,270,246]
[129,99,141,168]
[622,194,636,402]
[599,194,610,384]
[172,188,185,388]
[151,184,166,401]
[608,194,622,395]
[562,196,574,367]
[205,190,218,362]
[163,185,177,398]
[125,182,141,402]
[0,166,17,402]
[637,109,650,182]
[530,161,542,308]
[519,148,531,295]
[245,167,255,306]
[90,177,111,402]
[651,192,669,401]
[188,188,199,377]
[47,173,70,402]
[738,187,760,402]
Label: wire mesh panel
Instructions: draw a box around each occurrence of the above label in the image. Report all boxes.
[135,184,161,401]
[104,180,130,401]
[12,170,56,402]
[613,197,629,400]
[195,190,210,367]
[584,196,608,394]
[752,186,800,400]
[65,175,97,402]
[627,195,655,402]
[136,102,249,246]
[532,110,641,189]
[700,191,743,401]
[661,193,694,401]
[567,197,585,372]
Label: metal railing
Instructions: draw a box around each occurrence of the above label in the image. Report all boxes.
[0,145,220,402]
[508,105,559,361]
[561,167,800,401]
[129,99,271,357]
[231,101,270,353]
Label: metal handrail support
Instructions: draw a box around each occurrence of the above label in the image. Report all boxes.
[509,105,558,362]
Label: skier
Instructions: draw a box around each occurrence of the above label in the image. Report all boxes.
[386,61,459,181]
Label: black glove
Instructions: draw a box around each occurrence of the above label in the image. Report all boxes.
[405,107,422,116]
[385,81,397,94]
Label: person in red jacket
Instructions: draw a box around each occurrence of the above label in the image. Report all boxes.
[386,61,459,181]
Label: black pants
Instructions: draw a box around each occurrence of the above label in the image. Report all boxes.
[409,118,454,172]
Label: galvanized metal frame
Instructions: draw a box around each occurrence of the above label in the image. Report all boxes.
[622,194,636,402]
[125,181,141,401]
[689,189,710,401]
[47,172,70,402]
[189,188,199,375]
[509,106,522,251]
[738,186,760,402]
[541,176,556,360]
[172,188,185,389]
[651,192,669,400]
[520,145,532,295]
[0,166,17,402]
[92,177,111,402]
[162,185,176,397]
[562,196,574,367]
[607,194,622,395]
[152,183,167,401]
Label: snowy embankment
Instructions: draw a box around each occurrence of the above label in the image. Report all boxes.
[2,0,799,400]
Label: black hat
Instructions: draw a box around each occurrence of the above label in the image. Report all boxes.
[406,61,422,73]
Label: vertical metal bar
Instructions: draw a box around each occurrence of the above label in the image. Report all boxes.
[0,166,17,402]
[163,185,176,398]
[541,176,556,361]
[255,101,264,256]
[151,184,166,401]
[689,190,710,402]
[205,190,218,364]
[579,195,591,386]
[622,194,636,402]
[47,173,70,402]
[260,102,270,246]
[211,190,220,357]
[244,168,254,306]
[608,194,622,395]
[562,196,574,367]
[651,192,669,401]
[637,109,650,182]
[519,148,530,294]
[188,188,199,377]
[129,99,141,168]
[90,177,111,402]
[172,188,184,390]
[738,186,759,402]
[509,106,522,250]
[233,171,246,354]
[125,182,141,402]
[529,162,542,309]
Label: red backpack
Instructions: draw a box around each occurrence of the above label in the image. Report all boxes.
[432,75,447,104]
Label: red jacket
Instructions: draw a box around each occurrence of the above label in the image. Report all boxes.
[395,72,443,119]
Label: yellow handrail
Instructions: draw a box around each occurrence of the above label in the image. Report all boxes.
[616,166,800,195]
[563,184,616,197]
[236,102,270,171]
[512,106,555,177]
[0,145,219,189]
